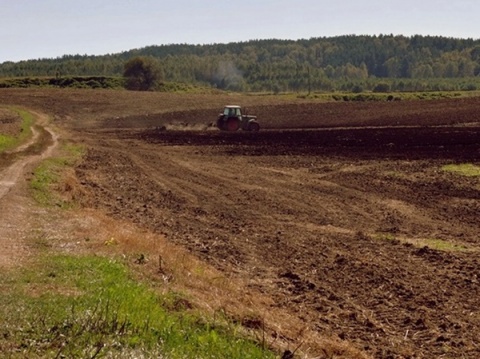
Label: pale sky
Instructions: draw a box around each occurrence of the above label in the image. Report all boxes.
[1,0,479,63]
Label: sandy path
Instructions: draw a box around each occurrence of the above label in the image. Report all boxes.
[0,111,58,268]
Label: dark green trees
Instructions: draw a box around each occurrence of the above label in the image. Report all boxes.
[123,56,162,91]
[2,35,480,93]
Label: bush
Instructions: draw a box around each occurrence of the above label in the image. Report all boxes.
[462,83,477,91]
[351,84,364,93]
[372,83,391,93]
[123,57,162,91]
[86,80,102,89]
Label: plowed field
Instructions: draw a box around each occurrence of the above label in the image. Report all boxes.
[1,89,480,358]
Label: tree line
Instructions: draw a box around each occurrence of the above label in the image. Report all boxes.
[1,34,480,93]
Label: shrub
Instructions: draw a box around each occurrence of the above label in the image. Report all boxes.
[372,83,391,93]
[351,84,363,93]
[123,56,163,91]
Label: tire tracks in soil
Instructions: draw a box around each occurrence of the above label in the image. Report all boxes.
[76,130,480,358]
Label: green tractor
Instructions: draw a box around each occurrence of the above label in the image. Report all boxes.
[216,105,260,132]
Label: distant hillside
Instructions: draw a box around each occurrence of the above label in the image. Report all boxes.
[1,35,480,92]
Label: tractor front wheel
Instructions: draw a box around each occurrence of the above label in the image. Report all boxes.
[248,122,260,132]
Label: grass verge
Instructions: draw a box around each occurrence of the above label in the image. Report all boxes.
[0,108,33,153]
[30,143,85,208]
[0,255,275,358]
[0,133,16,152]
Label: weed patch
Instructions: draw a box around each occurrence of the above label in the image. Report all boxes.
[442,163,480,177]
[421,238,470,252]
[375,232,471,252]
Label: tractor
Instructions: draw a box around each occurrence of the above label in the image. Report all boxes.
[216,105,260,132]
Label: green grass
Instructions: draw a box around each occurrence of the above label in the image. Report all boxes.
[0,255,275,359]
[30,157,66,206]
[0,133,16,152]
[442,163,480,177]
[0,108,33,153]
[16,108,34,138]
[30,143,85,207]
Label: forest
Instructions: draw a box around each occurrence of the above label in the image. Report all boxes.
[1,34,480,93]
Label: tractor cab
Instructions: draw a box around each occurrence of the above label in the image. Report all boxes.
[216,105,260,132]
[224,106,242,117]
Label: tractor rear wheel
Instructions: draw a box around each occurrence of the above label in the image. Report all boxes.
[226,117,240,131]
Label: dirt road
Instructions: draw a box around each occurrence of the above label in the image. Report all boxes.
[0,111,58,268]
[1,89,480,358]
